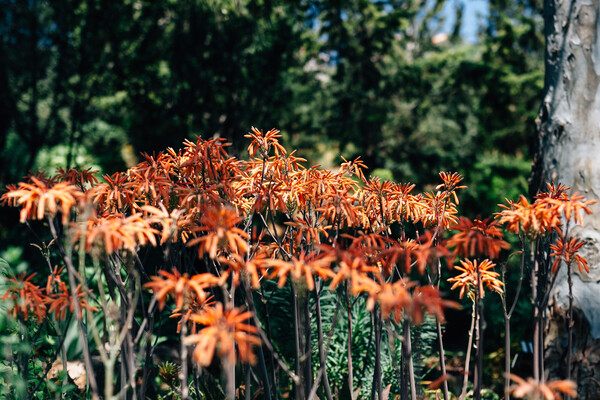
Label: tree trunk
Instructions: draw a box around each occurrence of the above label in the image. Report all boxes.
[533,1,600,397]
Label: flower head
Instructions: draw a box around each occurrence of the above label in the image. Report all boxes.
[2,177,79,224]
[508,374,577,400]
[496,195,562,239]
[144,269,220,311]
[245,127,287,158]
[187,205,249,259]
[446,217,510,260]
[448,259,504,299]
[2,273,49,322]
[267,251,335,291]
[436,171,467,205]
[185,304,261,366]
[549,237,589,274]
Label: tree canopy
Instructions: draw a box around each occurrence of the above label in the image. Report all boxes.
[1,0,543,217]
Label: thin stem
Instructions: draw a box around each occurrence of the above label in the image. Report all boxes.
[225,356,235,400]
[435,259,450,400]
[346,284,355,400]
[243,282,273,400]
[504,311,511,400]
[371,308,382,400]
[180,323,189,400]
[474,268,484,400]
[460,301,476,400]
[566,261,574,392]
[246,364,252,400]
[292,284,304,400]
[404,317,417,400]
[530,241,540,383]
[303,292,312,397]
[315,280,334,400]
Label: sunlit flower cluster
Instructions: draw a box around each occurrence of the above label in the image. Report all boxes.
[12,126,592,385]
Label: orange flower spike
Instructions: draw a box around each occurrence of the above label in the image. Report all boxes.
[268,252,335,291]
[448,259,504,299]
[217,251,271,289]
[142,204,187,245]
[187,205,249,259]
[2,273,49,322]
[2,177,79,224]
[245,127,287,158]
[497,195,562,238]
[47,282,99,320]
[89,172,135,213]
[327,247,378,290]
[339,156,368,183]
[45,265,65,294]
[436,171,467,205]
[446,217,510,260]
[535,182,570,201]
[412,286,459,325]
[186,304,261,366]
[389,183,425,223]
[144,269,219,311]
[419,191,459,229]
[56,167,99,189]
[508,374,577,400]
[556,192,596,225]
[549,237,589,274]
[380,232,450,275]
[80,213,159,254]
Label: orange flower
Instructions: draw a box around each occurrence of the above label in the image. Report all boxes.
[436,171,467,205]
[2,177,79,224]
[360,177,395,229]
[338,156,368,182]
[419,191,459,229]
[129,153,174,206]
[55,167,99,189]
[412,285,459,325]
[47,282,98,320]
[217,250,271,289]
[81,213,159,254]
[185,304,261,366]
[553,193,596,225]
[90,172,136,214]
[144,269,220,311]
[2,273,49,322]
[317,189,362,228]
[143,204,190,244]
[187,205,249,259]
[549,237,589,274]
[448,259,504,299]
[245,127,287,158]
[535,182,570,201]
[171,295,216,333]
[362,278,415,323]
[285,219,331,247]
[389,183,425,223]
[508,374,577,400]
[357,278,455,325]
[445,217,510,260]
[496,195,562,239]
[267,251,335,291]
[325,246,379,290]
[381,231,450,275]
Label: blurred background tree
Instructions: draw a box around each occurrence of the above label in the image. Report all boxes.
[0,0,544,391]
[1,0,543,212]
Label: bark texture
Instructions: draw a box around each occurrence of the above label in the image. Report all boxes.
[533,0,600,397]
